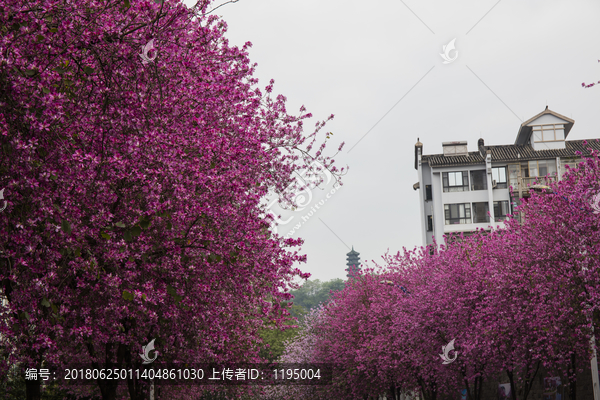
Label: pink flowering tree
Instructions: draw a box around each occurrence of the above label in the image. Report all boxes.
[260,305,327,400]
[279,305,326,365]
[308,145,600,399]
[488,148,600,399]
[360,241,500,400]
[0,0,345,399]
[311,273,384,399]
[312,267,450,400]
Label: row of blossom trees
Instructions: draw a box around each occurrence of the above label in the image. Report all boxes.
[0,0,344,399]
[275,148,600,400]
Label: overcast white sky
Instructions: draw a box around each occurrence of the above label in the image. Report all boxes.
[185,0,600,282]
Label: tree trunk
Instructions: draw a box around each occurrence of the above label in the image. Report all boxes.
[476,376,484,400]
[568,353,577,400]
[462,372,472,400]
[86,341,121,400]
[389,383,397,400]
[507,369,518,400]
[418,378,436,400]
[124,344,148,400]
[25,377,41,400]
[522,361,541,400]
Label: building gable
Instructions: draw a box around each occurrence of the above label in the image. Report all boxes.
[514,107,574,150]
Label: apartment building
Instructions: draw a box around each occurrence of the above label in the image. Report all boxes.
[414,106,600,248]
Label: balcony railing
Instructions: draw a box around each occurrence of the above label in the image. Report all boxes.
[515,175,557,196]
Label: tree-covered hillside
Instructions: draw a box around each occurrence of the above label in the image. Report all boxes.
[288,278,345,319]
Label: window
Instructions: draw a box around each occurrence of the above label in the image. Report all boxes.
[542,129,556,141]
[521,160,557,178]
[561,158,581,172]
[446,231,480,243]
[491,167,508,188]
[427,215,433,231]
[532,124,564,142]
[529,161,538,178]
[442,171,469,192]
[494,201,509,221]
[444,203,471,225]
[470,170,487,191]
[521,162,530,178]
[508,197,522,223]
[425,185,432,201]
[537,160,557,177]
[508,164,519,188]
[472,202,489,223]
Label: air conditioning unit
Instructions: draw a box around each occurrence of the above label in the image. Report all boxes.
[492,180,498,189]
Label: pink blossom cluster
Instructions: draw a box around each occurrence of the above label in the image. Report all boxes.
[581,60,600,88]
[582,81,599,88]
[0,0,344,399]
[279,153,600,400]
[260,306,327,400]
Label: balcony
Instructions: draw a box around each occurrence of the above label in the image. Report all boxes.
[515,175,557,196]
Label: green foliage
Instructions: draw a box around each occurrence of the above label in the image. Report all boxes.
[259,319,300,362]
[288,278,345,314]
[257,279,345,364]
[288,303,308,321]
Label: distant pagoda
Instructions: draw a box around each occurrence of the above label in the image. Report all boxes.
[345,246,361,279]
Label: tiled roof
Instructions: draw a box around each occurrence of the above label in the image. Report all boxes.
[422,139,600,167]
[487,140,600,162]
[423,152,484,167]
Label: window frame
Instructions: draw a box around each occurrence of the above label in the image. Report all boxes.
[508,164,520,188]
[444,203,472,225]
[532,124,565,143]
[472,202,490,223]
[491,166,508,189]
[442,171,469,192]
[470,170,487,191]
[561,158,581,172]
[520,162,530,178]
[537,159,557,177]
[521,160,558,179]
[494,200,509,221]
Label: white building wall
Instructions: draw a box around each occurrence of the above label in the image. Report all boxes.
[419,162,513,247]
[431,170,445,246]
[532,139,566,151]
[531,114,568,125]
[417,148,427,247]
[528,113,568,151]
[416,110,579,248]
[420,163,435,247]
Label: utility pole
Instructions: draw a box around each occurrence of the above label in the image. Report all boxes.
[591,335,600,400]
[585,298,600,400]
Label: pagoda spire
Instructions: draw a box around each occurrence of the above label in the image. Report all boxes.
[345,246,361,279]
